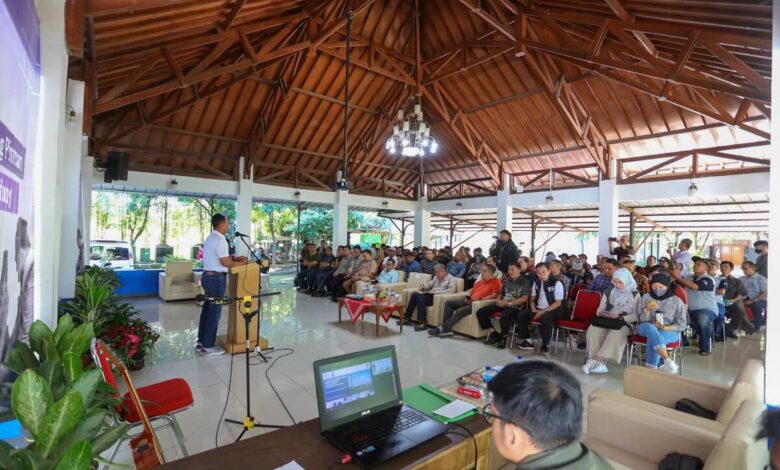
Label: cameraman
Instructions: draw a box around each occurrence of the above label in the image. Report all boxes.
[490,230,520,275]
[609,235,634,260]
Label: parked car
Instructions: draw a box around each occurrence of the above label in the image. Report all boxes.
[89,240,134,270]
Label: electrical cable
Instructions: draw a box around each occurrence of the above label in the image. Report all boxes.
[251,348,297,424]
[214,350,236,449]
[447,421,479,470]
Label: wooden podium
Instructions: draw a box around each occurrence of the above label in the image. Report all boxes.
[217,263,270,355]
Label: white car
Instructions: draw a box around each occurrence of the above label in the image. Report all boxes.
[89,240,134,270]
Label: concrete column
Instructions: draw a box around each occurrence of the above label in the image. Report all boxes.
[81,156,94,267]
[496,172,513,234]
[333,189,349,246]
[414,196,431,246]
[765,0,780,406]
[34,0,70,326]
[597,162,619,256]
[58,80,85,299]
[236,158,253,256]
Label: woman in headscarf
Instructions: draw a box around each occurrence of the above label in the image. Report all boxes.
[465,250,486,289]
[635,272,687,373]
[583,268,641,374]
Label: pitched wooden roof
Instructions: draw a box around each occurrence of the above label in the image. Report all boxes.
[69,0,772,199]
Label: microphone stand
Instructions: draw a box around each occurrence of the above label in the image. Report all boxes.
[223,292,285,441]
[235,234,273,362]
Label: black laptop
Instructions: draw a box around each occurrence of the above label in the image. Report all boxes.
[313,346,449,467]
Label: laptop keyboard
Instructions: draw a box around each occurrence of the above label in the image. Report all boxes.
[391,408,427,433]
[344,408,428,449]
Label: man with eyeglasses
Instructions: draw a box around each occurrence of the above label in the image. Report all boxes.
[428,264,501,338]
[483,361,612,469]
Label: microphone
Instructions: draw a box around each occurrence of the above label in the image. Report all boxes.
[234,231,250,238]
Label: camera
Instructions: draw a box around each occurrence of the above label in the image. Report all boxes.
[608,237,618,243]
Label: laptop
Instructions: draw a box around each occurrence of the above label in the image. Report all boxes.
[313,346,449,467]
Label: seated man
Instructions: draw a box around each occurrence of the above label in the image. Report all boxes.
[308,246,335,295]
[524,263,567,355]
[740,260,768,331]
[549,260,570,298]
[447,251,468,278]
[589,258,617,293]
[419,249,437,276]
[428,264,502,338]
[404,263,457,331]
[382,247,398,269]
[718,260,753,336]
[342,250,377,295]
[475,264,531,350]
[295,243,319,290]
[330,245,360,301]
[670,257,717,355]
[376,258,400,284]
[400,250,420,280]
[485,361,612,470]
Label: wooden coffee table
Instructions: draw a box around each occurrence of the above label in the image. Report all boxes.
[338,297,405,336]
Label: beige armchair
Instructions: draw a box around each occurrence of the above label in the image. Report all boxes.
[355,270,407,297]
[594,359,763,429]
[158,262,203,301]
[430,292,497,338]
[402,277,465,325]
[586,397,768,470]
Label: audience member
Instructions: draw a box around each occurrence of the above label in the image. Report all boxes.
[549,260,570,297]
[382,247,398,269]
[307,246,335,295]
[400,251,420,280]
[477,256,503,282]
[342,250,377,294]
[639,255,656,276]
[429,265,502,338]
[420,249,437,276]
[718,261,754,336]
[295,243,320,289]
[476,264,531,350]
[671,257,717,356]
[707,259,727,341]
[447,251,467,278]
[329,246,355,301]
[518,256,535,283]
[376,259,399,284]
[636,272,686,373]
[405,263,457,331]
[609,235,634,260]
[583,268,640,374]
[485,361,612,469]
[740,260,768,331]
[754,240,768,278]
[491,230,520,274]
[622,258,648,295]
[756,407,780,470]
[528,263,567,355]
[589,258,617,293]
[667,238,693,276]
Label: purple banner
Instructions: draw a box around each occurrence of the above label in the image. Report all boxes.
[0,120,25,178]
[0,169,19,214]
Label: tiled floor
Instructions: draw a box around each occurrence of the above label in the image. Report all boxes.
[113,278,765,466]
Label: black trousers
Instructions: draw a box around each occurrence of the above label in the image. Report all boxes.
[516,307,567,347]
[475,305,524,336]
[405,292,434,323]
[331,274,347,298]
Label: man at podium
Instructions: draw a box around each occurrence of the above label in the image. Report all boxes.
[198,214,248,356]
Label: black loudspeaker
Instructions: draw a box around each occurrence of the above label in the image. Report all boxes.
[104,151,130,182]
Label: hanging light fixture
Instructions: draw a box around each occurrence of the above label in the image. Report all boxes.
[333,11,354,191]
[385,98,437,157]
[545,169,554,204]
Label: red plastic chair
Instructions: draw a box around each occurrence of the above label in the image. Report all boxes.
[556,290,601,355]
[568,284,586,302]
[92,339,192,465]
[626,334,683,373]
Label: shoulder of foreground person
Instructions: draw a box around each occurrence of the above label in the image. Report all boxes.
[516,441,614,470]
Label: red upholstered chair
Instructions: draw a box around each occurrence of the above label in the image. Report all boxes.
[92,340,192,465]
[626,334,683,373]
[568,284,586,302]
[556,290,601,355]
[745,306,755,322]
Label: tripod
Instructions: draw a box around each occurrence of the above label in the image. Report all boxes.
[224,294,285,441]
[235,234,273,362]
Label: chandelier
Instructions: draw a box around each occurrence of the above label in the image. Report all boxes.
[385,98,438,157]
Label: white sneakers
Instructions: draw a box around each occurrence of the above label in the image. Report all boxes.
[659,359,679,374]
[582,359,608,375]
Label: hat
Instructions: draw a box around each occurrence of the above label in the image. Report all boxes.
[572,261,584,270]
[691,256,706,265]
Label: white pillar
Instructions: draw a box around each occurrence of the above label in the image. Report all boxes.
[497,173,513,234]
[765,0,780,406]
[333,189,348,246]
[414,196,431,246]
[81,156,94,267]
[597,162,619,256]
[34,0,70,326]
[236,158,252,256]
[58,80,85,299]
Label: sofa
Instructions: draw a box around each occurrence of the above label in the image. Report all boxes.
[354,270,408,297]
[158,262,203,301]
[401,277,465,325]
[430,291,497,338]
[587,398,767,470]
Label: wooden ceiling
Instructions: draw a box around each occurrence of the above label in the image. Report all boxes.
[69,0,772,199]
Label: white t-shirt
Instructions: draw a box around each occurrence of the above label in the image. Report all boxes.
[203,230,229,272]
[531,281,565,309]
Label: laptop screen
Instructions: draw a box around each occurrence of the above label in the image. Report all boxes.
[313,346,403,431]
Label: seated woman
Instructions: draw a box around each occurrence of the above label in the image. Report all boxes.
[634,272,688,373]
[465,250,486,289]
[583,268,640,374]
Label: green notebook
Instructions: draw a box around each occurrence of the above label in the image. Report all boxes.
[402,383,478,424]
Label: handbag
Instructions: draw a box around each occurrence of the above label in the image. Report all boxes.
[658,452,704,470]
[591,316,626,330]
[674,398,717,420]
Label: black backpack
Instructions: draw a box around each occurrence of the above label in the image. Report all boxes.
[658,453,704,470]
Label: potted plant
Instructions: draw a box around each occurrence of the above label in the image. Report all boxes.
[0,315,128,469]
[102,320,160,371]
